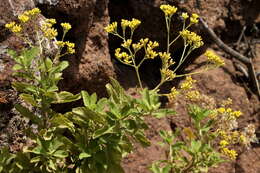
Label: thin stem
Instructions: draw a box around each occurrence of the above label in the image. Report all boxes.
[172,43,188,73]
[166,17,171,54]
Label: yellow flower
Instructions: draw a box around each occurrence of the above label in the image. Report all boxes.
[115,48,132,64]
[105,22,117,33]
[46,19,56,25]
[167,87,179,101]
[44,28,58,39]
[11,24,22,33]
[217,107,226,114]
[159,52,171,61]
[65,41,75,54]
[18,14,30,23]
[61,23,72,31]
[185,90,201,101]
[121,19,130,29]
[121,39,132,48]
[180,30,203,48]
[219,140,229,148]
[160,4,177,17]
[181,12,189,20]
[161,69,176,80]
[132,43,142,52]
[56,41,66,47]
[180,76,196,90]
[129,18,141,30]
[231,111,242,118]
[239,134,247,144]
[190,13,199,24]
[29,8,41,16]
[148,41,159,49]
[205,50,225,66]
[5,22,16,29]
[221,148,237,160]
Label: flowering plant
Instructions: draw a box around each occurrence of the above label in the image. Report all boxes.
[0,4,257,173]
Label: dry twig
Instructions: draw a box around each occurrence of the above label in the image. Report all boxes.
[199,18,260,99]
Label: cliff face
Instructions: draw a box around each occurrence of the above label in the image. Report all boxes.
[1,0,259,94]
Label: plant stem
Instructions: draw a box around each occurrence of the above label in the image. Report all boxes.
[135,66,143,89]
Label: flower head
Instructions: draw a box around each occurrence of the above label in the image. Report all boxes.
[190,13,199,24]
[180,76,196,90]
[61,23,72,31]
[18,14,30,23]
[180,30,203,49]
[160,5,178,17]
[105,22,117,33]
[129,18,141,30]
[181,12,189,20]
[205,50,225,66]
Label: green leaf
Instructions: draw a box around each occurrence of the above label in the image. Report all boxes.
[93,126,116,139]
[12,82,38,94]
[30,156,41,163]
[45,57,53,70]
[51,114,75,133]
[12,64,23,70]
[46,91,81,104]
[134,131,151,147]
[20,93,38,106]
[79,152,91,160]
[53,150,68,158]
[21,47,39,67]
[49,61,69,74]
[14,104,41,125]
[72,107,105,124]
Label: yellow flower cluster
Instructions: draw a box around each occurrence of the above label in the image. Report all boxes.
[5,22,22,33]
[24,8,41,16]
[160,4,178,17]
[132,42,142,52]
[66,41,75,54]
[129,18,141,30]
[56,41,75,54]
[159,52,171,61]
[41,18,58,39]
[217,107,242,119]
[219,140,229,147]
[121,18,141,30]
[122,39,132,48]
[180,30,204,48]
[146,41,159,59]
[190,13,199,24]
[61,23,72,31]
[181,12,189,20]
[105,22,117,33]
[17,8,41,23]
[185,90,201,101]
[180,76,196,90]
[18,15,30,23]
[221,147,237,160]
[115,48,132,64]
[161,68,176,80]
[204,50,225,66]
[167,87,179,101]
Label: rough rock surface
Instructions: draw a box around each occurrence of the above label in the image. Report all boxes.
[0,0,116,96]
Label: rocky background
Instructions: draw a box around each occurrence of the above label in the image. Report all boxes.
[0,0,259,172]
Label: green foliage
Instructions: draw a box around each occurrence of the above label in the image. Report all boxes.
[0,16,173,172]
[150,105,225,173]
